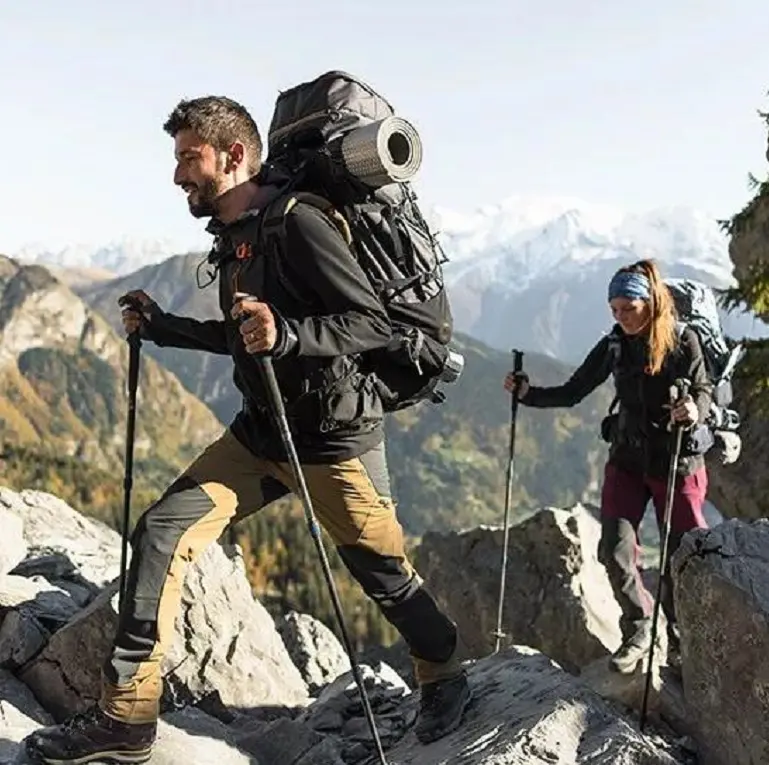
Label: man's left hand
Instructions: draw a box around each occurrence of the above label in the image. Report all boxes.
[231,293,277,354]
[670,394,698,427]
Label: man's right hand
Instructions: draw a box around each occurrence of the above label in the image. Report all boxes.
[118,290,156,335]
[503,371,530,399]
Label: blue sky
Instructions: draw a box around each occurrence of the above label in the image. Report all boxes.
[2,0,769,252]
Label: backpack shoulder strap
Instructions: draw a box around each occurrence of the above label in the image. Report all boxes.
[261,191,354,248]
[606,327,622,373]
[605,327,623,415]
[256,191,357,307]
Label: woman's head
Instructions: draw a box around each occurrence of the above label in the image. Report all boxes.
[607,259,677,375]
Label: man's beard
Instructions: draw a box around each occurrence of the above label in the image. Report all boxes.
[187,176,221,218]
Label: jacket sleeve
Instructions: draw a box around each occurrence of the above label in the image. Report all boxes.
[680,327,713,424]
[269,202,393,358]
[522,336,613,408]
[140,303,229,355]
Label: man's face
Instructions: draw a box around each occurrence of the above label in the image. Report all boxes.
[173,129,233,218]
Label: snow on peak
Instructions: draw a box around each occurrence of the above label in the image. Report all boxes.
[13,236,208,277]
[8,195,734,289]
[432,195,734,289]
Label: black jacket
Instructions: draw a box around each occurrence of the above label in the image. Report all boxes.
[521,325,713,477]
[140,193,393,463]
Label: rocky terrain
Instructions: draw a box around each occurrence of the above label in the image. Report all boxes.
[1,485,767,763]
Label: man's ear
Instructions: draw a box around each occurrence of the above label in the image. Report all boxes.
[225,141,245,173]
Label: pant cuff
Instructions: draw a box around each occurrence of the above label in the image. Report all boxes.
[412,651,463,685]
[99,673,160,724]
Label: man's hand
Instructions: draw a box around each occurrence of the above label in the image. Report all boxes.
[118,290,156,335]
[231,293,278,355]
[503,371,530,399]
[670,394,698,427]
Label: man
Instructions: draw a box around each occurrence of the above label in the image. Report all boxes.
[25,95,471,764]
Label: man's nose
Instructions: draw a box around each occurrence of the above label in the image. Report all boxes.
[173,166,185,186]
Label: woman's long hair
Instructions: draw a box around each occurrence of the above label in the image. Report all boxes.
[615,259,678,375]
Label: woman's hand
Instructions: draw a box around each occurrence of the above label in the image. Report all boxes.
[671,394,699,427]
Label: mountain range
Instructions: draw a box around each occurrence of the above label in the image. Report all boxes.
[16,196,768,367]
[0,254,224,520]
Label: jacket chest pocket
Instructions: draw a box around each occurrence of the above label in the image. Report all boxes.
[219,252,267,308]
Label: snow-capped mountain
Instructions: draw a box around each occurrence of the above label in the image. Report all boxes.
[12,195,766,364]
[13,237,206,277]
[430,196,765,363]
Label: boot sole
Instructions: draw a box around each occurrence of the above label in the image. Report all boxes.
[414,684,474,745]
[28,747,153,764]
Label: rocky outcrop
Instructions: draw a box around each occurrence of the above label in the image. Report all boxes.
[384,647,691,765]
[277,611,351,696]
[705,376,769,522]
[15,544,308,722]
[415,504,622,672]
[671,518,769,765]
[1,487,124,588]
[0,486,700,764]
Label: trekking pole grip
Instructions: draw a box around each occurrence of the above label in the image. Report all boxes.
[670,377,692,431]
[511,349,524,408]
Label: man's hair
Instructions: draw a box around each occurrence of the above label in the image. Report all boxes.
[163,96,262,175]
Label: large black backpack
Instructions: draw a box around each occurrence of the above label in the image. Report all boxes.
[255,70,463,412]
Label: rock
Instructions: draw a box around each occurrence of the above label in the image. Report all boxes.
[0,488,123,589]
[0,507,26,577]
[0,574,86,669]
[17,583,120,721]
[0,669,53,764]
[233,717,344,765]
[151,708,260,765]
[161,542,309,713]
[415,505,623,672]
[0,574,81,641]
[299,662,412,762]
[384,647,691,764]
[11,555,100,608]
[277,612,351,695]
[358,638,414,688]
[11,707,262,765]
[0,610,52,670]
[19,542,309,723]
[580,658,691,738]
[672,518,769,765]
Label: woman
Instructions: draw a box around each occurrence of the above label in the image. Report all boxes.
[504,259,712,673]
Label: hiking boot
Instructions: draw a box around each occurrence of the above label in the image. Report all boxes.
[610,619,654,674]
[24,705,156,764]
[414,670,472,744]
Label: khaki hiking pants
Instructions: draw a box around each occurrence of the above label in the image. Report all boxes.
[100,428,460,724]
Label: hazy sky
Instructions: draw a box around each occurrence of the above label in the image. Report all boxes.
[2,0,769,253]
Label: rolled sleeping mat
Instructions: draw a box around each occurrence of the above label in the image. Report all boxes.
[340,116,423,187]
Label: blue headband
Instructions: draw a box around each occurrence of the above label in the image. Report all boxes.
[608,271,650,302]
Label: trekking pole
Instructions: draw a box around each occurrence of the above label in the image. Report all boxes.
[492,349,524,654]
[120,328,142,613]
[236,301,388,765]
[640,377,691,732]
